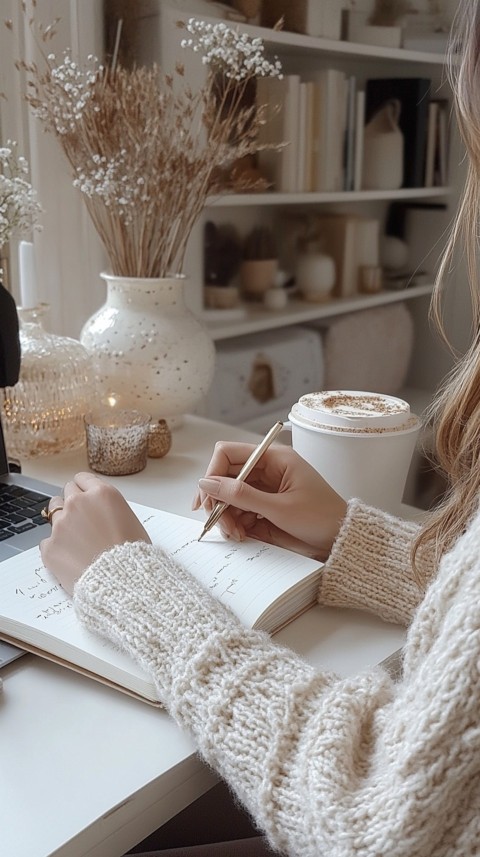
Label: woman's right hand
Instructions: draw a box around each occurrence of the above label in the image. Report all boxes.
[192,442,347,562]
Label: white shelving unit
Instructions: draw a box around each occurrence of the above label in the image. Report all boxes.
[207,282,434,342]
[134,3,460,424]
[105,0,463,507]
[209,186,450,207]
[199,28,452,386]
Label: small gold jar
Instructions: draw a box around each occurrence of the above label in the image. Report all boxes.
[147,419,172,458]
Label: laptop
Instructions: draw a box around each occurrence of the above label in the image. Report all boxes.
[0,419,60,666]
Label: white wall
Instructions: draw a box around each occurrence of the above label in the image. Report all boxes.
[0,0,107,338]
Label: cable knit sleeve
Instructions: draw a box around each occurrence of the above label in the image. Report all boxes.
[317,498,426,625]
[73,506,480,857]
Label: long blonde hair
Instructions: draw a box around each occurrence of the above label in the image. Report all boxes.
[413,0,480,576]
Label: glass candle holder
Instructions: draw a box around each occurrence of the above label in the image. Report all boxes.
[84,409,151,476]
[2,304,93,459]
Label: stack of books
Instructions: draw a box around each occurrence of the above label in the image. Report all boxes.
[256,70,365,193]
[255,73,449,194]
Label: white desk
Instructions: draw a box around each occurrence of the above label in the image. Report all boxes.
[1,416,406,857]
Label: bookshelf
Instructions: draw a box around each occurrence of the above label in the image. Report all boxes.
[125,1,461,433]
[209,187,450,207]
[207,282,435,342]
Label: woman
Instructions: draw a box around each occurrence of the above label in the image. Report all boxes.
[40,3,480,855]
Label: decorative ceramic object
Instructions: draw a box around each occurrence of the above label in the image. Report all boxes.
[232,0,262,20]
[148,419,172,458]
[359,265,383,294]
[240,259,279,300]
[80,274,215,429]
[240,226,279,301]
[295,244,336,303]
[363,99,404,191]
[380,235,410,270]
[264,286,288,310]
[346,10,402,47]
[204,285,241,309]
[2,304,93,458]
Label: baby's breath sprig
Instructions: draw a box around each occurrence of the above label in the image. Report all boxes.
[10,11,282,278]
[0,141,42,250]
[181,18,283,81]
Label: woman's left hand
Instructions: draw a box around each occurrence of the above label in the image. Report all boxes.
[40,472,151,595]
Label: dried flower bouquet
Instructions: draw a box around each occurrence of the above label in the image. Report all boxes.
[0,141,42,251]
[12,11,282,278]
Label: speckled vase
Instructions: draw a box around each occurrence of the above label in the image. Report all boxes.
[80,273,215,428]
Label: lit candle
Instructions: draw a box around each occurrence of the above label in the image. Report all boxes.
[18,241,38,308]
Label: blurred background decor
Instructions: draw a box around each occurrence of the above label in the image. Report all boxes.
[2,303,93,459]
[240,225,279,300]
[0,141,93,459]
[203,221,242,309]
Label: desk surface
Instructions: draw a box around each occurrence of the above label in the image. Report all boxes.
[1,416,406,857]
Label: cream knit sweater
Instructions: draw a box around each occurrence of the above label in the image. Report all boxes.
[74,499,480,857]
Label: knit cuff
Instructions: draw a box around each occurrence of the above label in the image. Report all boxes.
[74,541,246,705]
[317,499,423,625]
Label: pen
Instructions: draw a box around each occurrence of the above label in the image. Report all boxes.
[198,420,284,541]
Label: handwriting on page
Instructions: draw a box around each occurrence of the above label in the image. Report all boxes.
[134,505,308,626]
[170,537,241,596]
[14,564,73,620]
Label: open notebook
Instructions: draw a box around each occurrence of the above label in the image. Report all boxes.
[0,502,323,705]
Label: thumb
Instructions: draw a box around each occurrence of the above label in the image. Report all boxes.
[198,476,274,519]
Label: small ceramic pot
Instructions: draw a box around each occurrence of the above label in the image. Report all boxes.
[296,248,336,303]
[240,259,278,301]
[264,287,288,310]
[204,285,240,309]
[359,265,383,294]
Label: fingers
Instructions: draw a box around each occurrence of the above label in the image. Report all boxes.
[204,442,258,480]
[41,494,64,527]
[192,443,255,510]
[197,475,275,520]
[43,474,107,532]
[48,494,64,511]
[73,472,105,491]
[63,480,82,500]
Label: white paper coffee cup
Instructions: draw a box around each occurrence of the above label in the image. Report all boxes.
[288,390,422,513]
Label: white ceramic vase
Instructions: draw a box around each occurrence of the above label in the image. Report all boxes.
[362,99,404,191]
[80,273,215,428]
[296,246,336,302]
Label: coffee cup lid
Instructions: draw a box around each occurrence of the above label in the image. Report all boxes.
[291,390,416,431]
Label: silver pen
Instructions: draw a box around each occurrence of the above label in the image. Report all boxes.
[198,421,284,541]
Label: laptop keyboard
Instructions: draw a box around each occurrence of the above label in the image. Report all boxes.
[0,483,51,542]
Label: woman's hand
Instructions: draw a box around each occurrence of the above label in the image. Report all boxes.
[192,442,347,561]
[40,472,151,595]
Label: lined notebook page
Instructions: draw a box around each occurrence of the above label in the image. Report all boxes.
[0,545,154,695]
[0,504,322,696]
[132,503,321,629]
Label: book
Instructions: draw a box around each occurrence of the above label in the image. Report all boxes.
[313,213,359,297]
[354,216,381,273]
[343,75,357,192]
[256,75,283,191]
[424,100,439,188]
[303,81,316,192]
[256,74,301,192]
[0,502,323,705]
[353,89,366,192]
[436,100,449,186]
[310,68,347,192]
[365,77,431,188]
[297,81,309,193]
